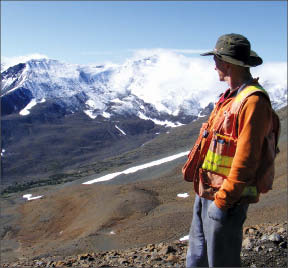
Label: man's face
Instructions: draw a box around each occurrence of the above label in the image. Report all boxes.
[213,56,228,81]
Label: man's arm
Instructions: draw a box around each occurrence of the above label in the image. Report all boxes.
[214,93,272,210]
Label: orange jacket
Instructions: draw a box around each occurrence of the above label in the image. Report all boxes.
[199,82,272,209]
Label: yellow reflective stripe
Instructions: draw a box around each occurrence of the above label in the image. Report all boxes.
[242,186,258,197]
[202,150,233,176]
[204,150,233,167]
[202,161,231,176]
[235,85,268,103]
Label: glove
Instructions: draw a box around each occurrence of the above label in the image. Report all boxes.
[208,201,228,223]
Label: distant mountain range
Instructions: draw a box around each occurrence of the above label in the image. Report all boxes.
[1,57,211,125]
[1,56,287,185]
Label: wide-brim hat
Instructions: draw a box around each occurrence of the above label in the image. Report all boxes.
[201,33,263,67]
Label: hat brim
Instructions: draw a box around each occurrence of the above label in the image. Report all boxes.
[200,50,262,67]
[200,51,215,56]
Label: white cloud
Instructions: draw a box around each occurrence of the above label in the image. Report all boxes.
[111,49,287,112]
[251,62,287,89]
[110,48,227,112]
[2,53,48,71]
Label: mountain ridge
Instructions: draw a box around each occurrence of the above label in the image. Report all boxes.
[2,56,286,120]
[1,57,208,124]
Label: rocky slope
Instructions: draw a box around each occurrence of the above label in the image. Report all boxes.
[2,222,287,267]
[1,106,286,267]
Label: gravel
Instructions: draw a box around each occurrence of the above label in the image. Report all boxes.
[2,222,287,267]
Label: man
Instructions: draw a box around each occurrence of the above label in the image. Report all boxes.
[184,33,273,267]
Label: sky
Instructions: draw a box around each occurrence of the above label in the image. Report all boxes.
[1,1,287,65]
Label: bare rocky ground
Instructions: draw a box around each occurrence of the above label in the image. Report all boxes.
[1,222,287,267]
[1,108,287,267]
[1,156,287,268]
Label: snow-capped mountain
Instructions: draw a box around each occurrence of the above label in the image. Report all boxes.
[1,56,207,126]
[1,54,287,185]
[2,55,286,124]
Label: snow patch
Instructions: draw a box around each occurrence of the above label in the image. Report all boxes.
[19,99,37,116]
[23,194,43,201]
[197,111,206,118]
[102,111,111,118]
[85,99,98,109]
[84,98,111,119]
[177,193,189,198]
[179,235,189,241]
[138,112,184,128]
[1,149,6,157]
[115,125,126,135]
[3,71,28,96]
[83,110,97,119]
[83,172,122,184]
[83,151,189,185]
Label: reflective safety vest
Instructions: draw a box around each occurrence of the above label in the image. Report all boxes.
[202,85,269,174]
[182,83,280,203]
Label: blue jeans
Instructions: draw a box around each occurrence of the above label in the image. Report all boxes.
[186,195,249,267]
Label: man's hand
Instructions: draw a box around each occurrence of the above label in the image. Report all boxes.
[208,201,228,223]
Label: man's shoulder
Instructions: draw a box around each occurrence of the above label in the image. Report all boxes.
[239,92,272,121]
[243,91,271,107]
